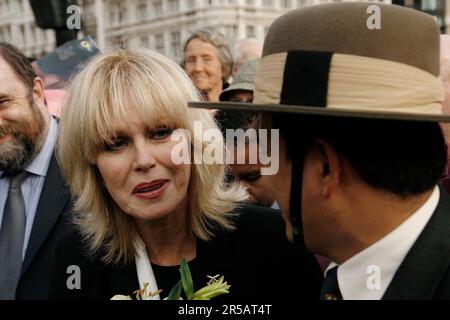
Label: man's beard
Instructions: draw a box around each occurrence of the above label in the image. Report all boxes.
[0,102,46,174]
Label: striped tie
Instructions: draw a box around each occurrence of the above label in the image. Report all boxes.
[0,171,27,300]
[320,266,342,300]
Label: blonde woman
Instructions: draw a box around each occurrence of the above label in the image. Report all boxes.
[50,48,322,300]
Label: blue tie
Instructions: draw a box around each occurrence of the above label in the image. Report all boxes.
[320,266,342,300]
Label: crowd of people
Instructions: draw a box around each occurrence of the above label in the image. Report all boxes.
[1,2,450,300]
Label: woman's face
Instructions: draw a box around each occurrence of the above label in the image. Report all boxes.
[184,38,224,94]
[96,107,191,222]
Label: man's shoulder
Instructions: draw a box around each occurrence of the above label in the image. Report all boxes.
[383,187,450,299]
[55,226,104,265]
[232,203,284,229]
[56,227,85,253]
[429,186,450,236]
[224,203,287,244]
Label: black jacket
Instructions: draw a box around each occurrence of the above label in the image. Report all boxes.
[49,204,323,300]
[16,154,73,299]
[383,187,450,299]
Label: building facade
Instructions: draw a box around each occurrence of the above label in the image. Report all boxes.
[82,0,391,62]
[404,0,448,33]
[0,0,55,58]
[1,0,397,60]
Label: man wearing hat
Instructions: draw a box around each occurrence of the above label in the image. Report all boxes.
[219,58,260,103]
[190,2,450,299]
[216,60,278,205]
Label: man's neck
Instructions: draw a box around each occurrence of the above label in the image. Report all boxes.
[331,188,434,264]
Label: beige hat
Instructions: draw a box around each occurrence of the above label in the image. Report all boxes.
[189,3,450,122]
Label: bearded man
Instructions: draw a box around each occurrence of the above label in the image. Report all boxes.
[0,42,72,300]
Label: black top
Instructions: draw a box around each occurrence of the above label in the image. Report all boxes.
[150,263,181,298]
[49,204,323,300]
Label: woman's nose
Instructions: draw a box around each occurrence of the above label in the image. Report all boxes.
[193,59,204,72]
[134,141,156,171]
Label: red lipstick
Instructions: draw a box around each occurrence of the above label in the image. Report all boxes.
[132,179,170,200]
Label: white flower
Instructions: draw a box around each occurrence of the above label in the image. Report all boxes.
[110,295,132,300]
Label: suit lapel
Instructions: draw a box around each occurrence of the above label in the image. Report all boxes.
[21,153,70,275]
[383,187,450,299]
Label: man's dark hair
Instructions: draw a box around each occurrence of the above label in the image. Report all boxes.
[0,42,36,92]
[215,110,261,138]
[273,113,447,197]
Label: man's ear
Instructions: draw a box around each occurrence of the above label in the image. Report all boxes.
[31,77,46,105]
[312,139,341,198]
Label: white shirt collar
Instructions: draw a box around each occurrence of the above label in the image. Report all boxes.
[25,116,57,177]
[326,186,440,300]
[134,236,161,300]
[271,201,280,210]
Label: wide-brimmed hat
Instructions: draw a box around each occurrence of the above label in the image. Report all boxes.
[219,58,260,101]
[189,3,450,122]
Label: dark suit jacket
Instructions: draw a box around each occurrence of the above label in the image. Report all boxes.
[383,186,450,299]
[15,153,73,300]
[49,204,323,300]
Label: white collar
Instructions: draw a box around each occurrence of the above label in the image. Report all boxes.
[25,116,57,177]
[326,186,440,300]
[134,236,161,300]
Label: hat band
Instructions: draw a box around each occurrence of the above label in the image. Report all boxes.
[254,51,444,115]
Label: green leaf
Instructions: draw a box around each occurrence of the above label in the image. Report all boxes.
[179,257,194,299]
[167,280,182,300]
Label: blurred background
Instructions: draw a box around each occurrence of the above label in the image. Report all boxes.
[0,0,448,62]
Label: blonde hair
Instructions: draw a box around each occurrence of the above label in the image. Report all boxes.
[58,47,247,265]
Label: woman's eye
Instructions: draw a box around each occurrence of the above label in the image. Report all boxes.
[104,138,128,151]
[150,127,173,140]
